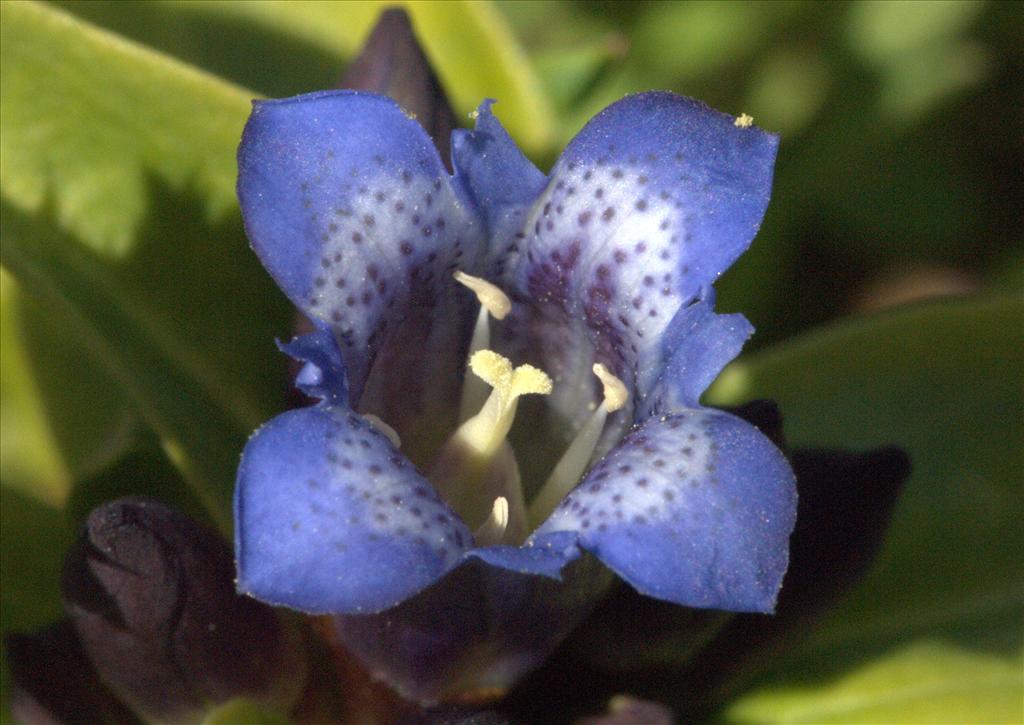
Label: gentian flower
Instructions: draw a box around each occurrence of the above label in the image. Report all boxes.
[234,90,796,702]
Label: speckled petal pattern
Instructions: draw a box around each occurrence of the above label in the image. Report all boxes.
[238,91,485,445]
[533,408,797,613]
[235,404,471,614]
[491,93,778,443]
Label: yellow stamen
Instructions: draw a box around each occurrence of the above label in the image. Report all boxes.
[528,364,629,526]
[474,496,510,546]
[431,350,551,540]
[457,351,551,457]
[455,270,514,422]
[593,363,628,412]
[454,270,511,320]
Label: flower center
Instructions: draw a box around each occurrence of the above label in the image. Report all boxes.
[422,271,628,545]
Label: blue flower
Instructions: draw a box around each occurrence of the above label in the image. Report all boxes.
[234,90,796,701]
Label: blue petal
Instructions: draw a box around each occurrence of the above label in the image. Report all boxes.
[235,405,471,614]
[452,100,547,234]
[533,408,797,613]
[277,327,349,404]
[466,530,581,579]
[238,91,485,443]
[494,92,777,445]
[544,92,778,298]
[637,289,753,415]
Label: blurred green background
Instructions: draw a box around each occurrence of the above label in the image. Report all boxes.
[2,1,1021,722]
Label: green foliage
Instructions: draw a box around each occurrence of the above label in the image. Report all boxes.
[54,0,556,156]
[202,698,290,725]
[1,0,292,531]
[1,0,1021,721]
[727,639,1022,724]
[708,297,1024,722]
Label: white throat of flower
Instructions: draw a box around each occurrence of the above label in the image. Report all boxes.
[419,271,628,545]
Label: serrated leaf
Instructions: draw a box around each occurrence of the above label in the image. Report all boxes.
[707,297,1023,721]
[1,0,252,255]
[2,202,245,531]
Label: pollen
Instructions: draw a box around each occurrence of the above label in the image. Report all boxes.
[734,113,754,129]
[469,350,552,399]
[454,270,512,320]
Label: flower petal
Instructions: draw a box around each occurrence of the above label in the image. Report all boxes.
[638,290,754,416]
[452,100,548,256]
[235,405,471,614]
[530,91,778,300]
[466,529,582,578]
[277,326,349,404]
[496,93,777,440]
[533,408,797,613]
[238,91,485,444]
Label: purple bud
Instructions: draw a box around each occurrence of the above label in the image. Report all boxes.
[61,498,305,722]
[338,8,458,169]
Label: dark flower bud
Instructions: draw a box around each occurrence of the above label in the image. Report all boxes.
[5,620,138,725]
[60,498,305,723]
[338,7,458,169]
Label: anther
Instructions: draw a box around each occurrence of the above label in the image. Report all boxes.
[593,363,627,412]
[454,271,511,320]
[474,497,510,546]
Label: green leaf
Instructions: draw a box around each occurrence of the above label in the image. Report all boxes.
[1,1,293,530]
[0,488,74,715]
[202,699,289,725]
[707,296,1024,721]
[2,269,142,507]
[726,639,1023,724]
[1,270,75,504]
[532,34,628,114]
[0,489,72,638]
[54,0,557,157]
[1,0,252,256]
